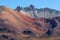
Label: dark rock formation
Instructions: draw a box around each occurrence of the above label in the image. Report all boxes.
[15,6,22,12]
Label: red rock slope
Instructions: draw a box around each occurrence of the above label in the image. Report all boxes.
[0,6,55,37]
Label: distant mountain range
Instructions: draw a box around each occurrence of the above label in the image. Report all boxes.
[15,5,60,18]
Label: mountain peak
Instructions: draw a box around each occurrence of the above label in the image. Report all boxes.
[0,6,5,12]
[0,6,5,8]
[29,4,35,10]
[0,6,10,13]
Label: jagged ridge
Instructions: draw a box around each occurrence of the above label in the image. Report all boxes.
[15,5,60,18]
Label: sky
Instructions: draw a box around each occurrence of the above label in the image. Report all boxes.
[0,0,60,10]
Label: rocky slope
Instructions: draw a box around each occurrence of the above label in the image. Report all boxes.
[0,6,50,36]
[15,5,60,38]
[0,6,50,38]
[0,6,60,40]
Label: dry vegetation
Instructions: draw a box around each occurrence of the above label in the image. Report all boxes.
[0,32,60,40]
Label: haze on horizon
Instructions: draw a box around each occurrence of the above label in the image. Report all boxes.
[0,0,60,10]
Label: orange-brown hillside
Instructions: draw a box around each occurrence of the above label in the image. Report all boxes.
[0,6,49,36]
[0,6,60,40]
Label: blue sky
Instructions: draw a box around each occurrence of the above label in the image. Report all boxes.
[0,0,60,10]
